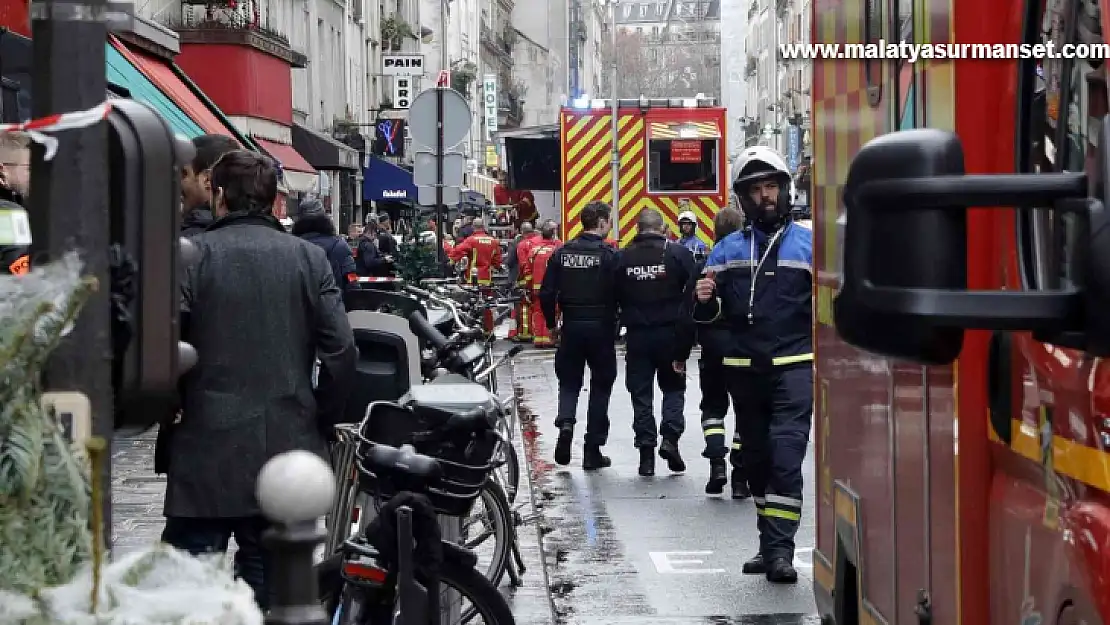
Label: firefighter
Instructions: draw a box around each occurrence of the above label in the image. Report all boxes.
[676,210,709,260]
[698,206,750,498]
[614,209,698,477]
[526,223,561,347]
[0,133,31,275]
[507,221,540,342]
[538,201,620,470]
[693,145,812,584]
[448,218,502,287]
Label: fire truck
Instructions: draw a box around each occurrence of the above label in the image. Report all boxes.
[559,97,727,247]
[812,0,1110,623]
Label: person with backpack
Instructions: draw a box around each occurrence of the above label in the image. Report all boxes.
[292,197,358,296]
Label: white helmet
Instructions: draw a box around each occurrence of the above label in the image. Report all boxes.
[732,145,792,193]
[677,210,697,224]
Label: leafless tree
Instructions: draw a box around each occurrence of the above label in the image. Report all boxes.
[603,30,722,99]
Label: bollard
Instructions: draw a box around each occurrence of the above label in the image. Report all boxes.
[256,450,337,625]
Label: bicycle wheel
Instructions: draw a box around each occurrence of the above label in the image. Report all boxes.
[461,481,513,587]
[494,420,521,504]
[438,554,517,625]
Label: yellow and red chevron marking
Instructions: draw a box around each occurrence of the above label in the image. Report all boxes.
[647,121,721,140]
[562,112,645,240]
[561,108,726,247]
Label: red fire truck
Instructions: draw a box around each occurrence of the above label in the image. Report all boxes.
[559,97,727,247]
[812,0,1110,623]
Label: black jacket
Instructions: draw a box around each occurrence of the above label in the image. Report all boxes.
[181,206,215,238]
[293,213,357,292]
[167,211,356,517]
[615,232,698,360]
[355,234,392,277]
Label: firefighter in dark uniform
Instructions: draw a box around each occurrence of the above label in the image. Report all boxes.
[538,200,620,470]
[693,145,812,584]
[614,209,698,477]
[699,206,750,498]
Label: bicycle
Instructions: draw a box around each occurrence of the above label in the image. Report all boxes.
[318,429,515,625]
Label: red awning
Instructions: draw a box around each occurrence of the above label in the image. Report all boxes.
[108,36,240,140]
[256,138,317,174]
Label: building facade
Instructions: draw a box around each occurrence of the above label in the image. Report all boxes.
[610,0,721,99]
[719,0,748,160]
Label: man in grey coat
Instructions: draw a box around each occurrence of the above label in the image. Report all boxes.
[161,150,357,609]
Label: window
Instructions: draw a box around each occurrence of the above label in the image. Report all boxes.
[647,138,719,192]
[1018,0,1105,289]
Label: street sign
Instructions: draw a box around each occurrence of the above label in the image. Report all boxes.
[382,54,425,76]
[436,70,450,87]
[407,87,471,150]
[393,76,414,109]
[482,75,498,138]
[418,185,460,206]
[413,150,465,187]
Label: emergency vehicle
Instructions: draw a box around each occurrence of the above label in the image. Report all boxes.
[812,0,1110,623]
[559,97,727,247]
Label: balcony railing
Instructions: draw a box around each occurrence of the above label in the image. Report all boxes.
[498,94,523,128]
[159,6,306,67]
[479,22,514,62]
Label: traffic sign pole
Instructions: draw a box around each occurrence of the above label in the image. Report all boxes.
[435,86,446,269]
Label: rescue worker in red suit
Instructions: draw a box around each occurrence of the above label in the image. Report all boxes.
[449,218,502,331]
[507,222,541,342]
[449,218,502,286]
[526,222,561,347]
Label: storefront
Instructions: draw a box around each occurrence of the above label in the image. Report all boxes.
[291,122,360,231]
[363,156,416,225]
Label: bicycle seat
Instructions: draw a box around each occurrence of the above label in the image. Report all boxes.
[362,443,442,484]
[403,377,498,426]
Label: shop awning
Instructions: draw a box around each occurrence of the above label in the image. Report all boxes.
[648,121,721,140]
[363,157,416,202]
[256,138,318,194]
[110,36,256,149]
[292,122,359,171]
[106,42,203,138]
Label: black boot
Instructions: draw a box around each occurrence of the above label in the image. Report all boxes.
[582,444,611,471]
[554,425,574,466]
[741,553,766,575]
[705,458,727,494]
[638,447,655,476]
[730,469,751,499]
[658,438,686,473]
[765,557,798,584]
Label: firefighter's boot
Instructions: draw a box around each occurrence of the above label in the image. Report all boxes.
[741,554,767,575]
[765,558,798,584]
[554,425,573,466]
[731,469,751,500]
[582,445,611,471]
[705,458,728,494]
[659,438,686,473]
[638,447,655,477]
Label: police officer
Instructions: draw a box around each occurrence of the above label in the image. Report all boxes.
[698,207,749,498]
[615,209,698,477]
[693,146,812,584]
[538,200,620,470]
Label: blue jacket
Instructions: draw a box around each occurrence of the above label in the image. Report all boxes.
[678,235,708,255]
[693,220,812,369]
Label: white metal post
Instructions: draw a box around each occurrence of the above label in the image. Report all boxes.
[609,0,620,240]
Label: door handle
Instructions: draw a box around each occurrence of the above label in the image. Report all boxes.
[987,331,1014,445]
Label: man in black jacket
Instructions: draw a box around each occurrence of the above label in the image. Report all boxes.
[354,220,392,277]
[180,134,239,237]
[614,209,698,477]
[292,196,357,296]
[162,150,356,609]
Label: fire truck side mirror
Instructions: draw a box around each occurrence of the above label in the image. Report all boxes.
[107,100,196,434]
[837,127,1098,364]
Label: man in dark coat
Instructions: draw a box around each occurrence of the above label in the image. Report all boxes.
[162,150,356,609]
[354,220,392,277]
[292,196,357,295]
[180,134,239,237]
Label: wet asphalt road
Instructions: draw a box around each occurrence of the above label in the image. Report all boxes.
[511,346,818,625]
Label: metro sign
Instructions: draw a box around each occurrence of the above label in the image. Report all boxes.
[436,70,450,87]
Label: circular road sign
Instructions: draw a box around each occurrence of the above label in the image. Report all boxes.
[407,87,472,151]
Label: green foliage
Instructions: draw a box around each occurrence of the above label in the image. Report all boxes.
[394,225,441,284]
[0,254,95,596]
